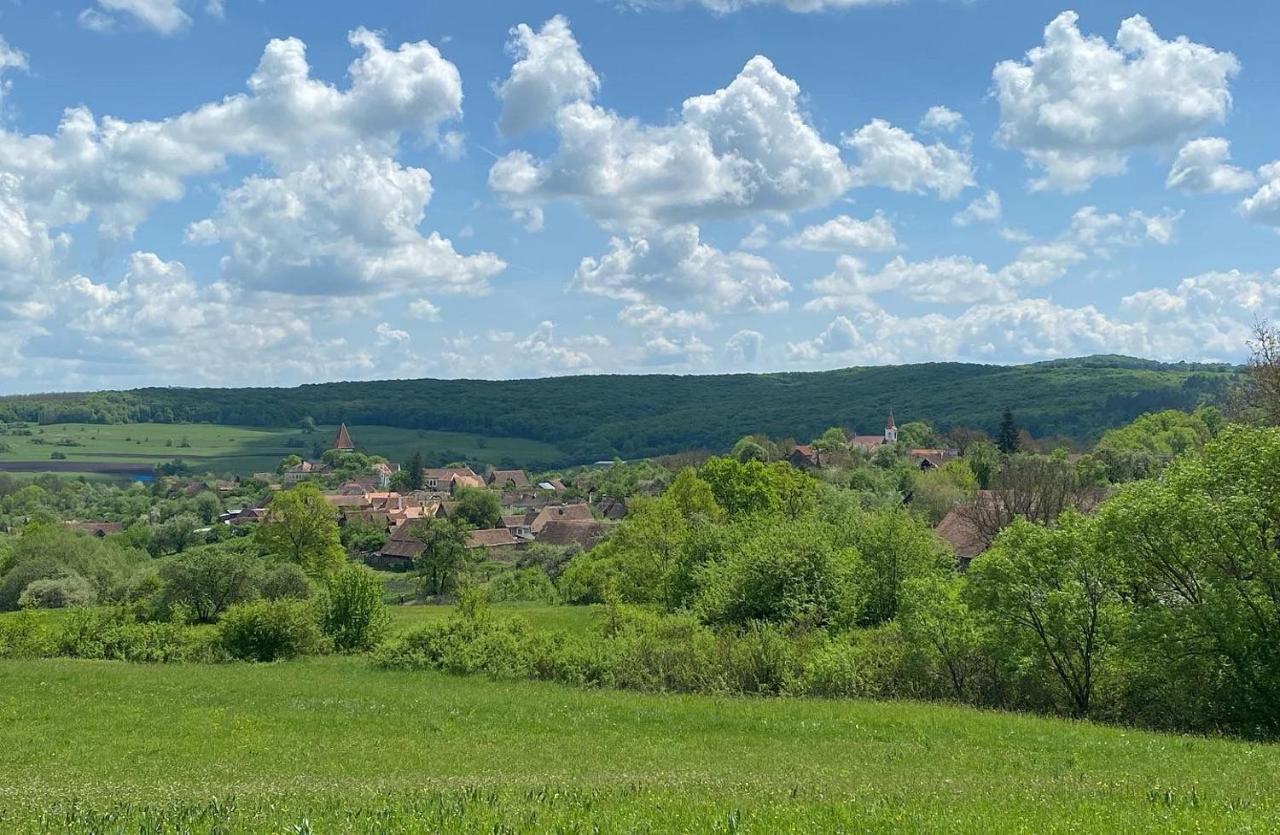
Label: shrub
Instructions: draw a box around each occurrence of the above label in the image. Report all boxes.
[0,610,58,658]
[219,599,325,662]
[261,562,314,601]
[377,616,535,679]
[486,568,560,604]
[0,558,64,611]
[18,574,97,609]
[55,608,223,663]
[159,545,264,623]
[319,564,390,652]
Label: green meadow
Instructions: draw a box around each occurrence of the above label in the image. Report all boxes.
[1,651,1278,833]
[0,423,566,476]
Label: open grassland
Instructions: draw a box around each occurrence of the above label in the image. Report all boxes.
[0,423,566,476]
[2,655,1279,833]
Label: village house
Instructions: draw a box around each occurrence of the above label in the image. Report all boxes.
[788,444,821,470]
[908,448,961,470]
[422,466,484,493]
[466,527,523,561]
[281,459,331,486]
[65,521,123,538]
[535,519,612,551]
[369,522,423,571]
[502,514,533,539]
[594,496,628,521]
[486,468,530,489]
[527,503,594,535]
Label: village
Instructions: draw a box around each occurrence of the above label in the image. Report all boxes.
[219,414,997,578]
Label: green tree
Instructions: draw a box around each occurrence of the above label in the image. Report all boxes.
[730,435,770,463]
[968,513,1121,717]
[900,573,985,700]
[1094,425,1280,732]
[996,409,1020,454]
[453,486,503,529]
[896,421,938,450]
[320,563,391,652]
[850,508,951,625]
[412,517,472,596]
[811,426,848,465]
[253,483,346,578]
[158,545,264,623]
[404,450,425,491]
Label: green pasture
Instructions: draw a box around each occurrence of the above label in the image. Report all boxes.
[0,422,566,477]
[0,653,1277,832]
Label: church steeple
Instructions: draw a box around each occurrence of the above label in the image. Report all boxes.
[884,410,898,443]
[332,423,355,451]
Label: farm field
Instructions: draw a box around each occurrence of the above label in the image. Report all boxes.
[1,656,1278,833]
[0,423,566,477]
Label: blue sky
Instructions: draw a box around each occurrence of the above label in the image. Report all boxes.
[0,0,1275,392]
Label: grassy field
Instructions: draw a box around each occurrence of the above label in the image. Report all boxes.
[1,655,1278,832]
[0,423,566,476]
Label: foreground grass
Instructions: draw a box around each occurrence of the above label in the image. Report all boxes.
[1,657,1278,832]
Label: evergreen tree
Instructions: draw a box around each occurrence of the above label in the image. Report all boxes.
[405,450,424,491]
[997,409,1020,454]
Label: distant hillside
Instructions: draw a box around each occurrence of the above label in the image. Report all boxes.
[0,356,1236,466]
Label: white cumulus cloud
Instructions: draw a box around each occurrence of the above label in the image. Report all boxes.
[994,12,1240,192]
[783,212,897,252]
[496,16,599,137]
[1167,138,1257,194]
[844,118,974,199]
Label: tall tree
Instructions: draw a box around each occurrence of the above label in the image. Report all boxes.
[412,516,473,596]
[996,409,1021,454]
[405,450,424,491]
[254,483,346,578]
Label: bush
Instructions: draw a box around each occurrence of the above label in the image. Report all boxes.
[219,599,325,662]
[0,610,58,658]
[319,564,390,652]
[0,558,64,611]
[18,574,97,609]
[53,608,222,663]
[261,562,313,601]
[486,568,560,604]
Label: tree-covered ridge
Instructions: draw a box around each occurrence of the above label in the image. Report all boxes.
[0,356,1234,464]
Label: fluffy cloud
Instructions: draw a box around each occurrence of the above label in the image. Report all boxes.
[806,204,1181,310]
[786,315,861,360]
[783,212,897,252]
[639,333,712,366]
[187,153,505,296]
[0,174,66,318]
[793,267,1280,366]
[81,0,192,35]
[41,252,375,385]
[491,51,850,228]
[844,118,974,199]
[920,106,965,133]
[575,224,790,313]
[0,29,462,237]
[807,241,1085,308]
[994,12,1240,192]
[1241,162,1280,229]
[496,16,599,136]
[1167,138,1257,194]
[515,321,594,370]
[952,190,1002,227]
[408,299,442,320]
[624,0,901,12]
[724,329,763,363]
[618,303,712,330]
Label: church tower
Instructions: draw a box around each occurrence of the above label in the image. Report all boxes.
[884,410,898,444]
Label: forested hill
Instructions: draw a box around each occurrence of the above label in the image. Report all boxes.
[0,356,1235,464]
